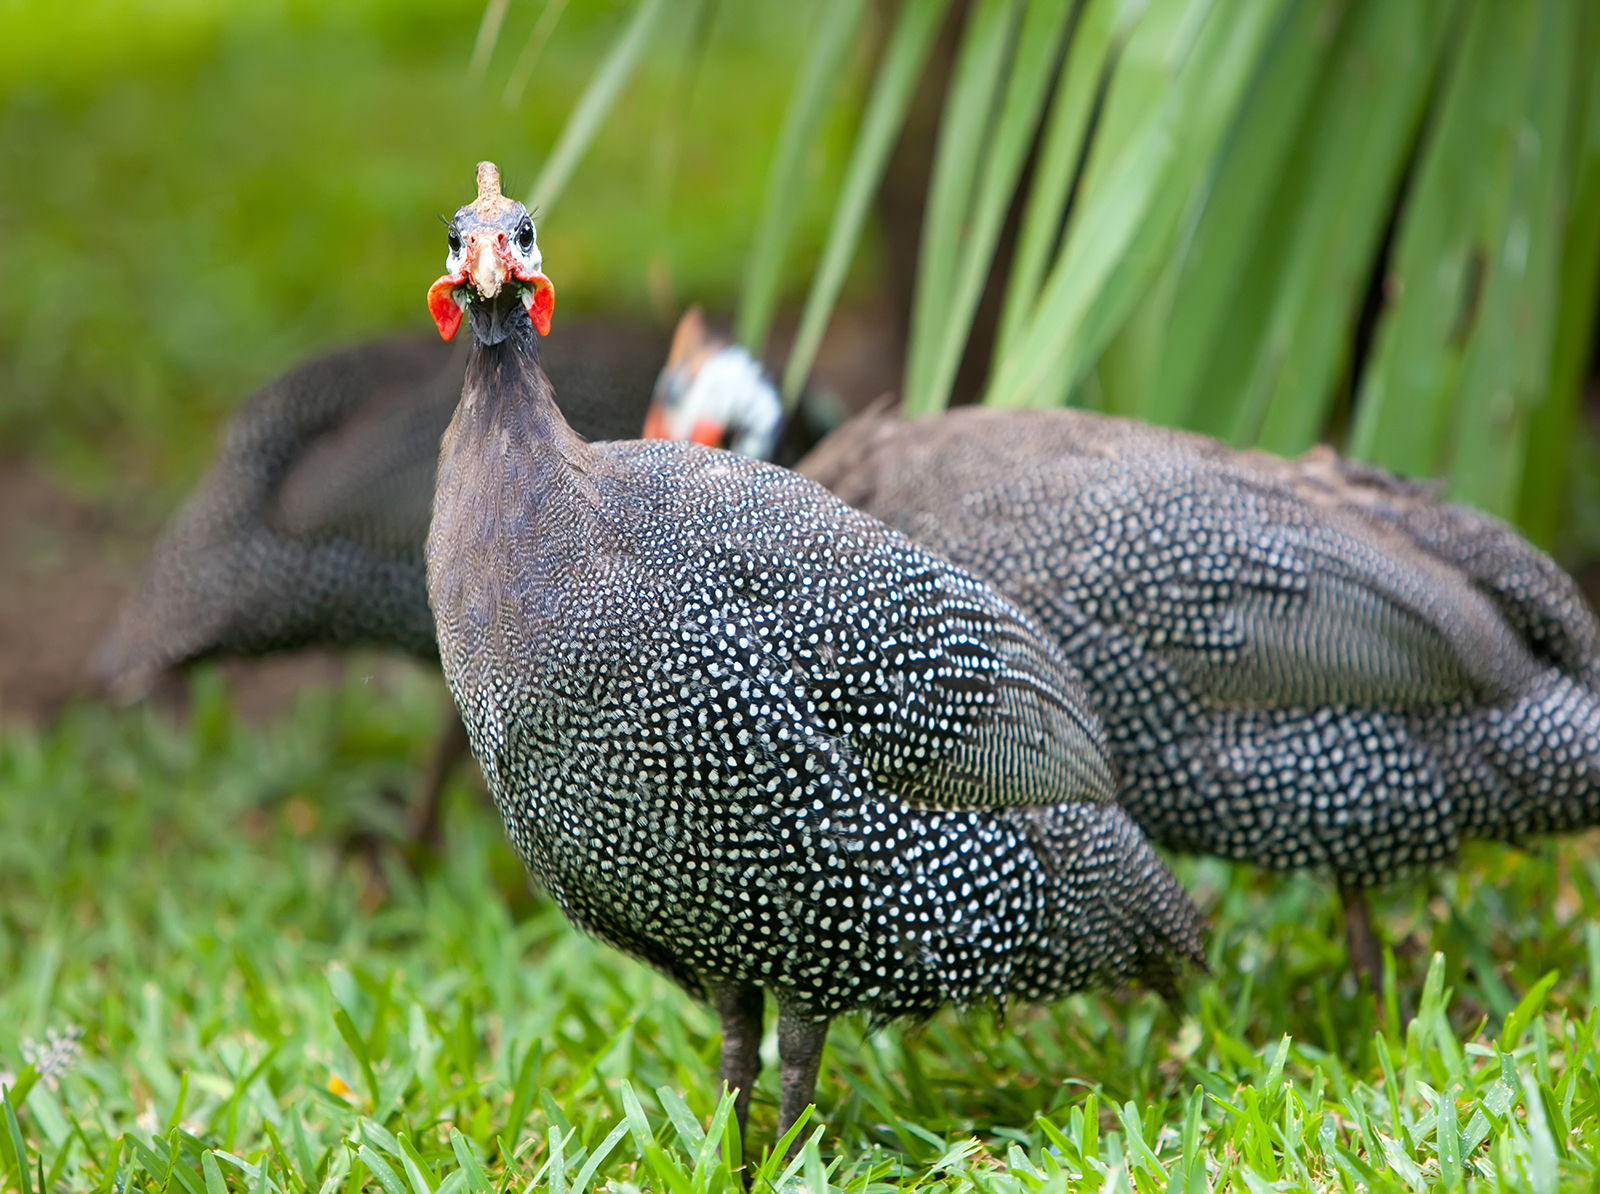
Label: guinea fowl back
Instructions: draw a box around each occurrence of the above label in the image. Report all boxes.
[92,321,669,699]
[799,404,1600,881]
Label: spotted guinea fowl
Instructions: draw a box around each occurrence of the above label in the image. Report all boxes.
[426,162,1204,1153]
[796,404,1600,982]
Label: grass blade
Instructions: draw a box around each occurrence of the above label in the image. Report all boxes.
[449,1129,491,1194]
[781,0,956,405]
[357,1145,411,1194]
[468,0,512,82]
[526,0,673,217]
[1,1088,30,1194]
[571,1120,627,1194]
[736,0,870,355]
[504,0,572,108]
[497,1038,542,1161]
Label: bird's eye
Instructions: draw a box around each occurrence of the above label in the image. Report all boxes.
[517,220,534,251]
[447,229,462,254]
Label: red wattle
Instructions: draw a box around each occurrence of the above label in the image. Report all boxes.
[525,273,555,336]
[428,275,465,340]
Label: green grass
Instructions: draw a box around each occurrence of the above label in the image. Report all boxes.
[6,666,1600,1191]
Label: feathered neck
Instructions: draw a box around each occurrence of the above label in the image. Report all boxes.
[458,314,599,476]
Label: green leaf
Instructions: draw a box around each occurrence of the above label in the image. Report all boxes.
[654,1086,703,1150]
[904,0,1077,416]
[397,1133,438,1194]
[201,1150,227,1194]
[503,0,572,108]
[619,1080,655,1150]
[332,1007,378,1107]
[548,1125,566,1194]
[1520,1070,1560,1194]
[987,0,1286,411]
[2,1087,32,1194]
[903,0,1023,415]
[1145,0,1350,429]
[1241,0,1455,453]
[1444,0,1581,518]
[525,0,673,217]
[737,0,870,355]
[467,0,512,83]
[1351,0,1572,503]
[497,1038,542,1160]
[1436,1084,1462,1190]
[359,1146,411,1194]
[1518,0,1600,542]
[449,1130,491,1194]
[1,1067,39,1113]
[781,0,956,404]
[996,0,1132,364]
[571,1120,627,1194]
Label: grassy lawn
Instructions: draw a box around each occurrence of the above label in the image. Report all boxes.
[3,664,1600,1192]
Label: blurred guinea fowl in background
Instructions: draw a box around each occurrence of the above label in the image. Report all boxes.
[91,313,831,843]
[643,335,1600,985]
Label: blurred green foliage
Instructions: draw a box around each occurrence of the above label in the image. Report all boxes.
[0,0,851,499]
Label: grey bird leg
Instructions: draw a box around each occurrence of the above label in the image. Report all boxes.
[776,1007,829,1159]
[1341,884,1383,992]
[409,707,473,848]
[715,982,765,1157]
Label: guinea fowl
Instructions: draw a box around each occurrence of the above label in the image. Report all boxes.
[796,404,1600,982]
[93,320,673,698]
[425,162,1205,1153]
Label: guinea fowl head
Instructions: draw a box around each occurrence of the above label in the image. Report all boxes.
[427,162,555,346]
[642,307,783,460]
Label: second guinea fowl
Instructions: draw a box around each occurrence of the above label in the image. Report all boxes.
[796,405,1600,982]
[426,162,1205,1153]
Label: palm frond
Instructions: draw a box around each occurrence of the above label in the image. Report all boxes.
[762,0,1600,539]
